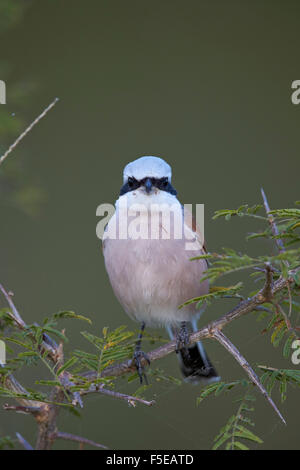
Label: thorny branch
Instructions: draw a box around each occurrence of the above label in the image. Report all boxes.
[213,329,285,424]
[261,187,286,253]
[80,383,155,407]
[51,431,108,450]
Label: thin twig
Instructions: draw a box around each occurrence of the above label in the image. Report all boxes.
[52,431,108,449]
[81,384,155,407]
[16,432,34,450]
[257,365,283,372]
[3,403,41,416]
[253,306,273,314]
[275,303,292,330]
[261,188,285,253]
[0,98,59,167]
[287,282,293,317]
[0,283,26,328]
[212,329,286,425]
[261,189,293,317]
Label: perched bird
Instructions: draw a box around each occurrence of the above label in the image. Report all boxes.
[102,156,219,385]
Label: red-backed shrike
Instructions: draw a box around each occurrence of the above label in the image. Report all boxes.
[103,156,219,384]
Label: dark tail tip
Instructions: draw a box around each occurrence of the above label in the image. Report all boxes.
[177,343,220,385]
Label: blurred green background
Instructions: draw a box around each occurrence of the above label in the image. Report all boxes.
[0,0,299,450]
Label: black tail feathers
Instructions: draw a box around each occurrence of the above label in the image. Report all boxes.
[166,322,220,385]
[177,341,220,385]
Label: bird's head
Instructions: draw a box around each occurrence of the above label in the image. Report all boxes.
[120,156,177,198]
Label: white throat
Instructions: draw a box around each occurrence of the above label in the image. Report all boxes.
[116,187,180,212]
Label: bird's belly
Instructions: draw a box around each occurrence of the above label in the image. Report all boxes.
[103,237,208,327]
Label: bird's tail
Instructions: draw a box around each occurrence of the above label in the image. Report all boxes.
[166,321,220,385]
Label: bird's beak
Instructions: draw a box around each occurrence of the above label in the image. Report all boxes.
[144,178,153,194]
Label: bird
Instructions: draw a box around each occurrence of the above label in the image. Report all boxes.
[102,156,219,385]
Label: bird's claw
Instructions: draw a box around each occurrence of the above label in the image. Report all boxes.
[133,349,150,384]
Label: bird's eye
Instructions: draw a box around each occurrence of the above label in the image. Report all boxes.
[128,177,135,188]
[162,178,168,187]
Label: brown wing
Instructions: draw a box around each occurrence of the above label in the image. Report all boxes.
[182,205,209,268]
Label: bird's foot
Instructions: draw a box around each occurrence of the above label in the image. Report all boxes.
[176,322,190,353]
[133,349,151,384]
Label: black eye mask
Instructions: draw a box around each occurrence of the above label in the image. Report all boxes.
[119,177,177,196]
